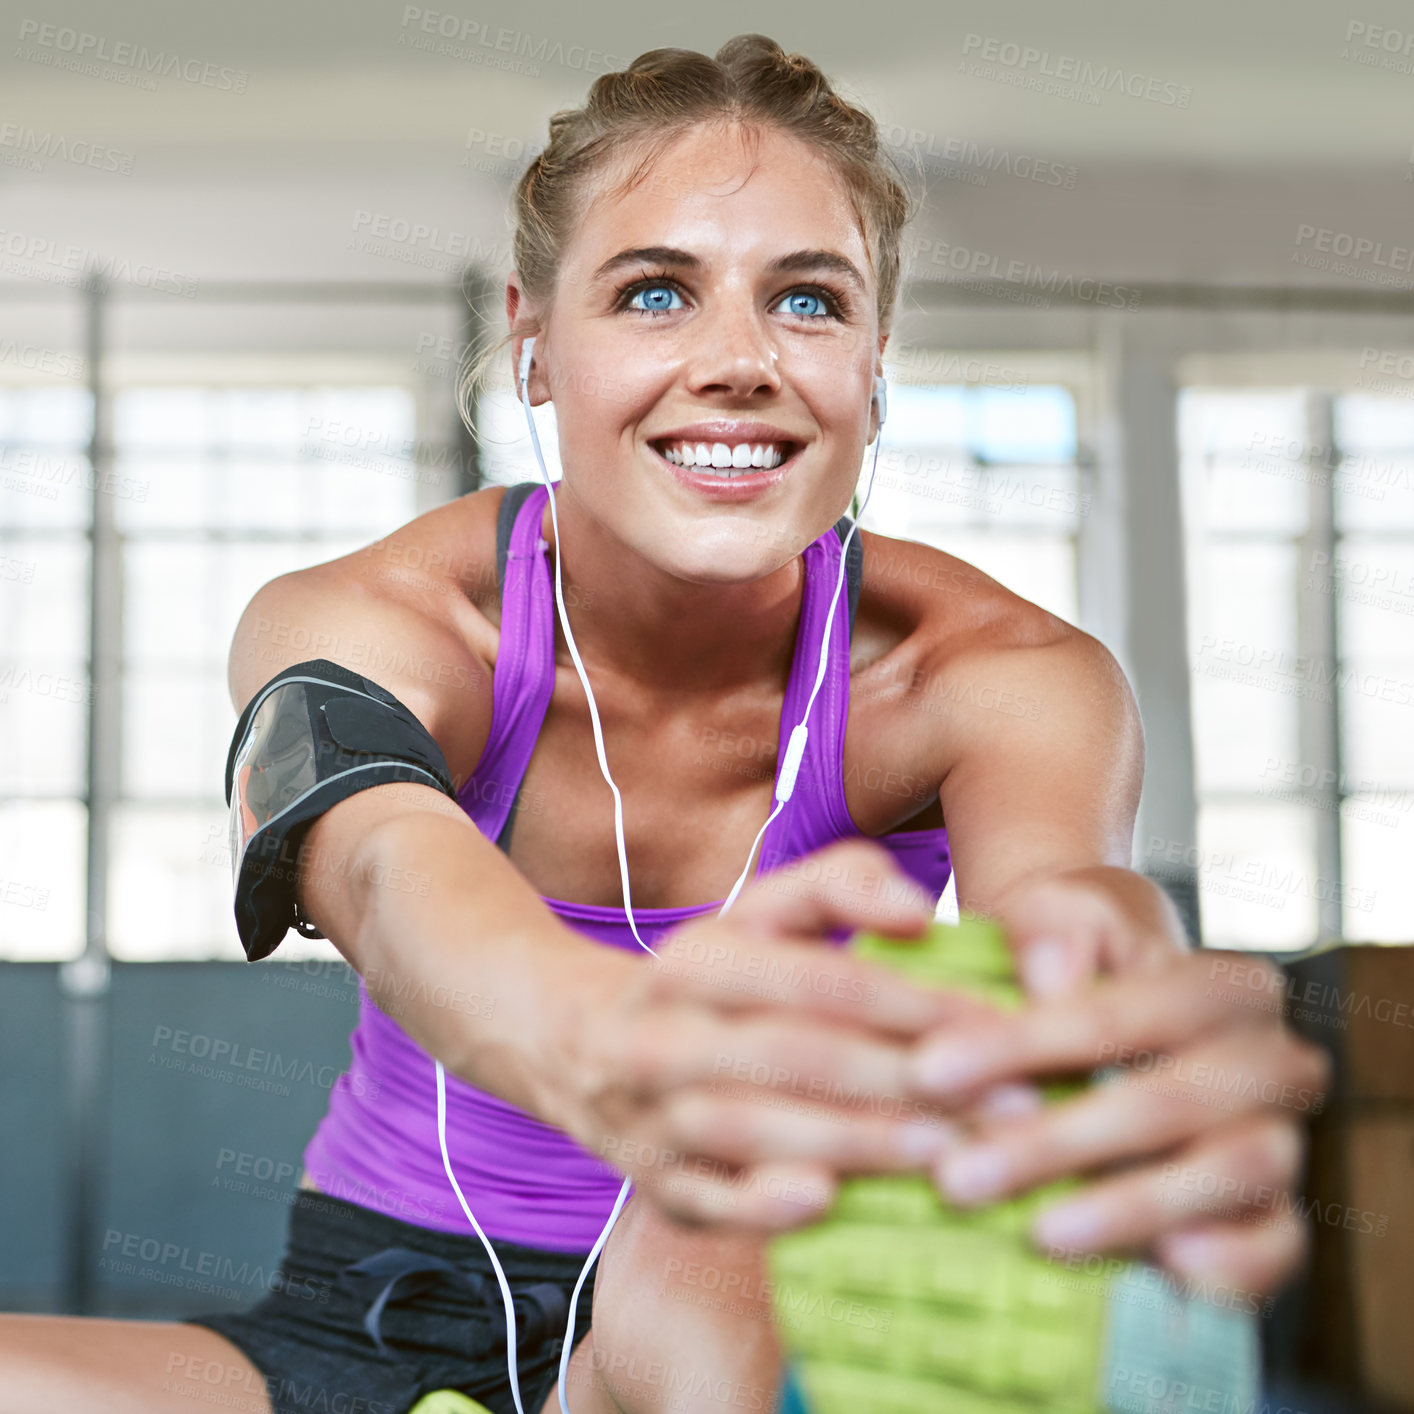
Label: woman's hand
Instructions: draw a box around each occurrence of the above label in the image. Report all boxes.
[909,879,1333,1297]
[550,838,990,1231]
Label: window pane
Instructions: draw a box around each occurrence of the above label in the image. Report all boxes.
[1330,539,1414,656]
[0,658,89,796]
[113,387,419,536]
[474,387,561,487]
[1182,453,1308,537]
[1339,656,1414,786]
[124,539,351,671]
[0,535,89,661]
[0,800,86,960]
[1340,800,1414,942]
[1179,389,1309,537]
[1188,543,1300,793]
[1179,389,1307,456]
[1334,394,1414,532]
[1196,801,1319,949]
[122,669,235,802]
[108,802,338,961]
[971,386,1076,463]
[107,803,243,960]
[936,533,1077,624]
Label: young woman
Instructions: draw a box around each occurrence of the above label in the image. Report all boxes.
[0,35,1328,1414]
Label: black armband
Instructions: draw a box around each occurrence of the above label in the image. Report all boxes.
[224,659,456,962]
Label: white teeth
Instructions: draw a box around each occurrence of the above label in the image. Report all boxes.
[654,440,790,475]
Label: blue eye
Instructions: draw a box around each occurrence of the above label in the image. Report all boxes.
[776,291,830,318]
[628,283,683,313]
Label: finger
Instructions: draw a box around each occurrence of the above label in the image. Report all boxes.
[908,951,1294,1100]
[733,837,936,940]
[656,1083,956,1175]
[649,927,1003,1039]
[1028,1114,1304,1255]
[633,1155,837,1233]
[997,874,1186,999]
[930,1028,1323,1206]
[1155,1216,1308,1298]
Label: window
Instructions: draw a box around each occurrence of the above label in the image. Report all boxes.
[0,385,95,960]
[1180,387,1414,949]
[0,381,426,961]
[857,381,1084,626]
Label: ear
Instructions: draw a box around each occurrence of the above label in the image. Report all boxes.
[506,275,550,406]
[869,331,891,443]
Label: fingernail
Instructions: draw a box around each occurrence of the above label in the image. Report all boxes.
[1033,1198,1107,1250]
[897,1121,955,1162]
[941,1145,1008,1203]
[1160,1229,1221,1275]
[1022,938,1075,998]
[977,1082,1044,1119]
[912,1042,987,1094]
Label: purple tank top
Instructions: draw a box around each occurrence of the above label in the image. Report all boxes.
[302,482,953,1252]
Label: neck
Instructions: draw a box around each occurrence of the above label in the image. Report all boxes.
[536,486,812,700]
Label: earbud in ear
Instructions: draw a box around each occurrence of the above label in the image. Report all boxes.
[872,374,888,432]
[518,336,537,396]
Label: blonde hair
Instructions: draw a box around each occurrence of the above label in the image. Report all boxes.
[456,33,914,431]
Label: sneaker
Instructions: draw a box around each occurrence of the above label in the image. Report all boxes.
[767,916,1262,1414]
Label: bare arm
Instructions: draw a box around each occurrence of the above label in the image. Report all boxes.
[910,615,1329,1294]
[227,549,630,1125]
[935,624,1185,984]
[225,544,980,1229]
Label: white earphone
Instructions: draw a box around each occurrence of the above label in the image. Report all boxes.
[431,335,888,1414]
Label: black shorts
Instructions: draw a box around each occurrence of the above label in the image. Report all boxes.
[182,1188,598,1414]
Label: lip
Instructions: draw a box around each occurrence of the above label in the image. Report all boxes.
[648,420,806,448]
[646,439,801,500]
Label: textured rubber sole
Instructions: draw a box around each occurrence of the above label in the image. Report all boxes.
[407,1390,497,1414]
[767,917,1261,1414]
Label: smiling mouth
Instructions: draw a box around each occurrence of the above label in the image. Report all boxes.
[649,439,802,476]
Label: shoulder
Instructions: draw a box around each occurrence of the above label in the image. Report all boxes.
[227,484,514,782]
[854,527,1139,768]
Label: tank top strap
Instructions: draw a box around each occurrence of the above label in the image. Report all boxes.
[455,482,556,846]
[757,519,862,873]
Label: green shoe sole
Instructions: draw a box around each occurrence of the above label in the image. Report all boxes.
[407,1391,497,1414]
[768,917,1262,1414]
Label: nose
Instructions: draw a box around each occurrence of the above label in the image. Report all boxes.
[681,292,782,404]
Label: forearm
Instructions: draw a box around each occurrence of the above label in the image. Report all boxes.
[308,798,635,1127]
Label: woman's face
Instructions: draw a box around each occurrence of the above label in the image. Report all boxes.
[517,121,884,586]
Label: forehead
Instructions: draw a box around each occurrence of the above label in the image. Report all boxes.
[564,122,872,278]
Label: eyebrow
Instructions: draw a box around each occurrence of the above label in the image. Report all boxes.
[591,245,867,292]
